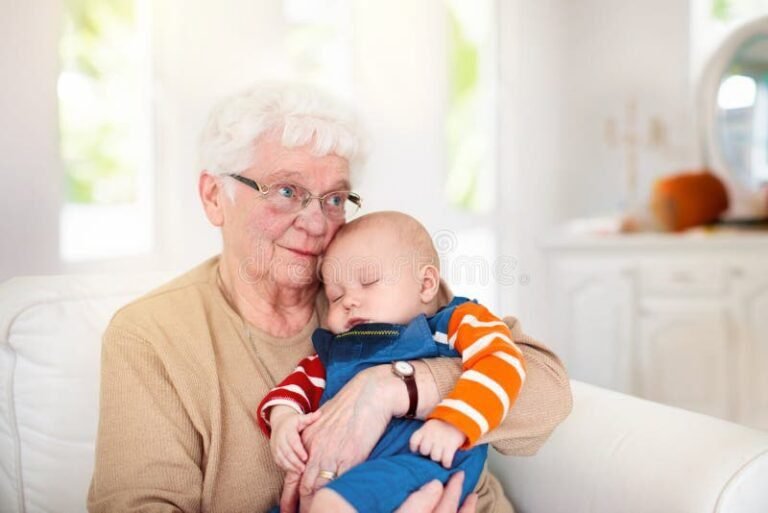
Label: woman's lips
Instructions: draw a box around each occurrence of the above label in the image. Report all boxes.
[283,247,319,259]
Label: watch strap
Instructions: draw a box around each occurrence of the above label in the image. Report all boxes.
[403,374,417,419]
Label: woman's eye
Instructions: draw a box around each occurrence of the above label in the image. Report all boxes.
[277,185,297,198]
[327,193,344,207]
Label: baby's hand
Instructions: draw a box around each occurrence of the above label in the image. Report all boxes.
[409,419,466,469]
[269,406,322,473]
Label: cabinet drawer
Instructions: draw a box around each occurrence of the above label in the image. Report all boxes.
[640,265,728,296]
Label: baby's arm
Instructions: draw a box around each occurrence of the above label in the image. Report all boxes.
[409,418,465,468]
[411,302,527,466]
[256,354,327,473]
[270,406,322,473]
[256,353,326,435]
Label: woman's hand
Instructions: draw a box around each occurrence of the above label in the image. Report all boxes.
[298,365,397,497]
[278,471,302,513]
[395,471,478,513]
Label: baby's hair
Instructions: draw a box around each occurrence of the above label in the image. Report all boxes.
[331,211,440,271]
[320,211,443,314]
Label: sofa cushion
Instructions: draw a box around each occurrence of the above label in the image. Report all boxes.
[0,274,168,513]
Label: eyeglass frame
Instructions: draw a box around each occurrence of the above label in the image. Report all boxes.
[225,173,363,219]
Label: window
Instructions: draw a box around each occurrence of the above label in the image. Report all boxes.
[282,0,354,97]
[58,0,154,261]
[444,0,497,213]
[711,0,768,21]
[691,0,768,78]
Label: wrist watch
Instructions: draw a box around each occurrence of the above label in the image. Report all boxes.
[391,360,417,419]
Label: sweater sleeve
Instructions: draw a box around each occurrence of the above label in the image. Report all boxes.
[421,315,573,456]
[256,354,326,436]
[426,303,526,448]
[87,325,202,513]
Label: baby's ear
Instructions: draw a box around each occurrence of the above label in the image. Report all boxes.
[419,264,441,303]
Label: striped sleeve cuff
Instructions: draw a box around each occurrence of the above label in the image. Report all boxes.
[428,399,487,449]
[257,397,304,437]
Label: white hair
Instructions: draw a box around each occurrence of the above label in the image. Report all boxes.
[199,82,368,199]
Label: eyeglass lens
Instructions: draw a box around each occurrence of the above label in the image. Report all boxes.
[268,183,358,218]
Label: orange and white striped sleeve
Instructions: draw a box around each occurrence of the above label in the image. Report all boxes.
[426,302,526,448]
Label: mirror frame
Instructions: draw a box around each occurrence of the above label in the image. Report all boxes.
[699,15,768,217]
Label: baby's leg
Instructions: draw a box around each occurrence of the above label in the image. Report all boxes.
[308,488,357,513]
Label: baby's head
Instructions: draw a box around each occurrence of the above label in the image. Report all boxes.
[320,211,441,334]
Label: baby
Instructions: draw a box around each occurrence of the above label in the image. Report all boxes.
[257,211,527,513]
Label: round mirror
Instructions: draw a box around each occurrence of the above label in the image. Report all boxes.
[700,16,768,217]
[716,35,768,189]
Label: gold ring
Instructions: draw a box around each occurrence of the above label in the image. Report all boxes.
[318,470,337,480]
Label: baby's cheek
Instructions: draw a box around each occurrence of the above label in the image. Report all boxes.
[325,307,343,333]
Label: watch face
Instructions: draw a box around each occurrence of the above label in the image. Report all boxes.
[394,361,414,377]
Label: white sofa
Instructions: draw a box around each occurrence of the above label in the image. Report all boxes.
[1,274,767,513]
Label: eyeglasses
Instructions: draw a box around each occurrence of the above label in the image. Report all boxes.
[226,174,362,220]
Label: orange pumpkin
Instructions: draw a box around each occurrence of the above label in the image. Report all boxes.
[650,171,729,232]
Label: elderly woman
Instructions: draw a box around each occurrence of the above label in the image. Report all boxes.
[87,83,572,513]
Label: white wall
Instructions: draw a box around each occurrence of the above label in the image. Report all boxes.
[498,0,701,339]
[352,0,448,228]
[0,2,63,281]
[558,0,700,220]
[497,0,569,337]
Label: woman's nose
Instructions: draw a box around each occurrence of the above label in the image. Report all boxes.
[295,199,328,236]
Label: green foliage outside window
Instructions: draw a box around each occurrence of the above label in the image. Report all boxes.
[711,0,768,21]
[712,0,733,20]
[59,0,145,204]
[444,2,493,213]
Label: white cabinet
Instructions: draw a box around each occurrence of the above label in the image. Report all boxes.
[738,269,768,428]
[550,262,634,393]
[637,306,735,420]
[545,234,768,430]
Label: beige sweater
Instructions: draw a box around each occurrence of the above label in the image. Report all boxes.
[88,256,572,513]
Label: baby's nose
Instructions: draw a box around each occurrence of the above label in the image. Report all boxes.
[342,295,359,309]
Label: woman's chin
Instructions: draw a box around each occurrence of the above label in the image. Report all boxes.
[276,262,319,288]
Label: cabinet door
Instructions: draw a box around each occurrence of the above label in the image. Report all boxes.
[738,272,768,430]
[550,263,634,393]
[637,307,736,420]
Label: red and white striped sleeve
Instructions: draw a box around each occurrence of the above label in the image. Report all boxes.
[427,302,526,448]
[256,353,326,437]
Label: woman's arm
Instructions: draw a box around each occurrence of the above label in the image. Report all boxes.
[365,315,572,454]
[299,317,572,495]
[88,325,202,513]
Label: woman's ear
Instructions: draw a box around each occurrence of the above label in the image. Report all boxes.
[199,172,226,227]
[419,264,441,303]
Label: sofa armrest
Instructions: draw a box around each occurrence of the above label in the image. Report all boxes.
[0,273,171,513]
[489,380,768,513]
